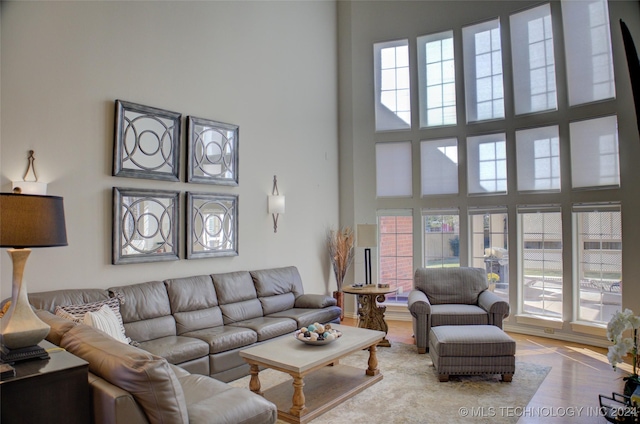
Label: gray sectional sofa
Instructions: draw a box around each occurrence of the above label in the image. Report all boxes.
[28,266,341,424]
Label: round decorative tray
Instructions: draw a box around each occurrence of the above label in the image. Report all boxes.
[294,325,342,345]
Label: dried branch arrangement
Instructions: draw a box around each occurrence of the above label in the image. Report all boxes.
[327,227,354,292]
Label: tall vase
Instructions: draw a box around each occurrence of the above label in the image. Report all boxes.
[333,291,344,321]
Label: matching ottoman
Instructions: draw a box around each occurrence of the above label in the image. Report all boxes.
[429,325,516,382]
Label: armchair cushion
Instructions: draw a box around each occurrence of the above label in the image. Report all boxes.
[414,267,487,305]
[430,304,489,327]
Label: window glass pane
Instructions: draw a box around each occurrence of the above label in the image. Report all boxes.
[520,210,563,319]
[423,211,460,267]
[420,138,458,196]
[467,133,507,194]
[510,4,558,115]
[374,40,412,131]
[463,19,505,122]
[379,213,413,304]
[418,30,457,128]
[469,210,509,303]
[516,125,561,191]
[376,141,413,197]
[574,207,622,324]
[561,0,616,105]
[570,115,620,189]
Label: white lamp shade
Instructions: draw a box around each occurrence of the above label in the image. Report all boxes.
[268,195,285,214]
[12,181,47,195]
[357,224,377,247]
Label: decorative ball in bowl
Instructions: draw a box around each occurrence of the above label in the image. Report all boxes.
[295,323,342,345]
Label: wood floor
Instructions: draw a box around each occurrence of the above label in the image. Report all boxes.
[342,317,627,423]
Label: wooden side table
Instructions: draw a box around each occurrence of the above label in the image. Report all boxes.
[342,285,398,347]
[0,340,90,424]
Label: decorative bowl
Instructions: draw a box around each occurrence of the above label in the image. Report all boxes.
[294,324,342,345]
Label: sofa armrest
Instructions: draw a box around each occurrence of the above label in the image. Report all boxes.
[294,294,336,309]
[89,373,149,424]
[407,289,431,316]
[478,290,510,327]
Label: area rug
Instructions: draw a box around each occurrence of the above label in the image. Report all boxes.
[229,342,550,423]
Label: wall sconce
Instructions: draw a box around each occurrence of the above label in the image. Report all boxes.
[268,175,285,233]
[12,150,47,195]
[357,224,377,285]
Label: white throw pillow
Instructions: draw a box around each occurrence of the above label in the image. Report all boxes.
[83,304,131,344]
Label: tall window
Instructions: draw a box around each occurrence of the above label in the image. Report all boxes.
[463,18,505,122]
[374,40,411,131]
[510,4,557,115]
[467,133,507,194]
[573,204,622,324]
[423,209,460,268]
[519,207,563,319]
[469,208,509,302]
[570,115,620,189]
[562,0,616,105]
[420,138,458,196]
[418,30,456,127]
[376,141,413,197]
[379,211,413,303]
[516,125,561,192]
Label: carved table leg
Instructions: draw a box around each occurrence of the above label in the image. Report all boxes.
[358,294,392,347]
[289,375,308,417]
[366,344,380,376]
[248,364,263,396]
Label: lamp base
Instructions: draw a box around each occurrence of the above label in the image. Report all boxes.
[1,344,49,364]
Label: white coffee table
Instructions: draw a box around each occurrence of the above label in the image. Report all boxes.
[239,324,385,424]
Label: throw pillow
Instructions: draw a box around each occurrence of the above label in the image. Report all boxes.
[54,297,128,340]
[83,304,130,344]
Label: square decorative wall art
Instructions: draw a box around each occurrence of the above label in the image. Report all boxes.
[186,192,238,259]
[187,116,239,185]
[113,187,180,264]
[114,100,182,181]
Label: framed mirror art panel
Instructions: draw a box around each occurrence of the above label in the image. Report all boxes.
[113,100,182,181]
[186,192,238,259]
[187,116,239,186]
[113,187,180,264]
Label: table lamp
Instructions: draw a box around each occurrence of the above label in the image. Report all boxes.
[357,224,377,285]
[0,193,68,363]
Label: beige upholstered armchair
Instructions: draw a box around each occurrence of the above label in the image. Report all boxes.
[407,267,510,353]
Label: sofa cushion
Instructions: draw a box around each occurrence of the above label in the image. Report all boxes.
[294,294,337,309]
[228,317,297,342]
[183,326,257,354]
[430,304,490,327]
[54,297,128,340]
[164,275,219,313]
[250,266,304,299]
[170,364,277,424]
[219,299,264,324]
[109,281,176,341]
[83,304,131,344]
[60,324,188,424]
[259,292,296,316]
[267,307,341,328]
[28,288,110,313]
[137,335,210,365]
[174,307,224,335]
[36,309,77,346]
[212,271,257,304]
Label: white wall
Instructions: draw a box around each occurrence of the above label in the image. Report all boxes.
[0,1,340,297]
